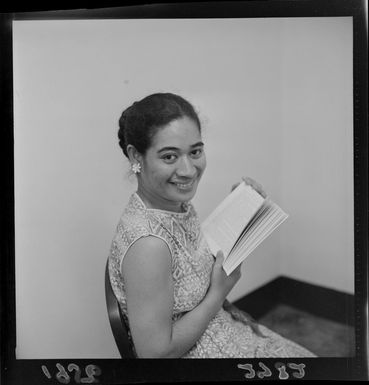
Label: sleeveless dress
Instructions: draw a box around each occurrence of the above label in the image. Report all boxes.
[108,193,316,358]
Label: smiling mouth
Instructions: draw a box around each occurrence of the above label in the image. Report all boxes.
[171,179,196,190]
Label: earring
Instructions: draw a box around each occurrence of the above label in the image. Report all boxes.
[131,163,141,174]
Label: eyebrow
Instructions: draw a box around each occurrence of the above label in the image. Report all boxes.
[157,141,204,153]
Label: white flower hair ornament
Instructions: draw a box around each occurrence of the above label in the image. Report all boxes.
[131,163,141,174]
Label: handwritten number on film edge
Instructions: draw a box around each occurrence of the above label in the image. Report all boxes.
[42,361,305,382]
[41,364,101,383]
[238,362,306,380]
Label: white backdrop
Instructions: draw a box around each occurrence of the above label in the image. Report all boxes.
[13,17,353,358]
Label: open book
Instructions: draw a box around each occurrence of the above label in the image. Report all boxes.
[201,181,289,275]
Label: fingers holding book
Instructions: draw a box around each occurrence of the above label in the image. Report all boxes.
[231,176,267,198]
[209,250,242,302]
[242,177,267,198]
[213,250,224,267]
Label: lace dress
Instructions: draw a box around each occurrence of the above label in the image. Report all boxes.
[108,193,316,358]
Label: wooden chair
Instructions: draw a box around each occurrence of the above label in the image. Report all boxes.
[105,260,135,358]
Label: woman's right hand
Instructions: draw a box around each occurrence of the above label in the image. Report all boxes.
[208,250,242,303]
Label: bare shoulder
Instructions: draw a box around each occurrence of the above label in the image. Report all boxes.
[122,235,172,282]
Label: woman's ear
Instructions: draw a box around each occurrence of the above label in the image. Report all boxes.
[126,144,142,165]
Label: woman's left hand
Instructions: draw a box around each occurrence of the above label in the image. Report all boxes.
[231,176,267,198]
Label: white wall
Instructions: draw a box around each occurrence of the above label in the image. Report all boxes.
[277,18,354,292]
[13,17,353,359]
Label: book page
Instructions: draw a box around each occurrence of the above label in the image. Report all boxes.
[202,182,265,257]
[223,201,288,275]
[231,200,270,252]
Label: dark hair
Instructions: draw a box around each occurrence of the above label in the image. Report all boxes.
[118,93,201,158]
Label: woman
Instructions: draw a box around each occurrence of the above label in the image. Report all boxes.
[108,93,316,358]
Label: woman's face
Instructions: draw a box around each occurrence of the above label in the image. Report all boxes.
[137,116,206,212]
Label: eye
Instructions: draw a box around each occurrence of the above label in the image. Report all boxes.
[191,148,203,158]
[161,153,177,163]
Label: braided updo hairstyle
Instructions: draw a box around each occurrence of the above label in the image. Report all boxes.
[118,93,201,158]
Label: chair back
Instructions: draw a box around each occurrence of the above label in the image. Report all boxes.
[105,260,135,358]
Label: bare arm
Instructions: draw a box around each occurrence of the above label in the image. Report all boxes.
[122,236,240,358]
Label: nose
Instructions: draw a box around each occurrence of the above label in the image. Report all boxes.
[176,156,196,178]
